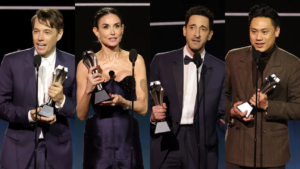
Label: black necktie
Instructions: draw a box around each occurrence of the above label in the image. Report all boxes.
[184,55,193,65]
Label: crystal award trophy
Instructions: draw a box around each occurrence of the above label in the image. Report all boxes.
[150,81,171,134]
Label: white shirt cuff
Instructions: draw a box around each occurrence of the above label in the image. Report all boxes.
[150,118,156,125]
[28,110,34,123]
[55,95,65,110]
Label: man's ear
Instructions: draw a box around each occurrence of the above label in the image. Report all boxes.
[56,29,64,41]
[183,26,187,37]
[275,26,280,37]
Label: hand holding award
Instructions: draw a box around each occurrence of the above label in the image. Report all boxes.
[82,50,111,104]
[150,81,171,134]
[38,65,68,118]
[237,74,280,118]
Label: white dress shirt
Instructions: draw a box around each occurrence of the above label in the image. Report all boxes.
[28,49,65,138]
[180,45,205,124]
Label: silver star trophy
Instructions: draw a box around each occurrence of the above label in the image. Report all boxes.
[38,65,68,118]
[150,81,171,134]
[82,50,111,104]
[237,74,280,118]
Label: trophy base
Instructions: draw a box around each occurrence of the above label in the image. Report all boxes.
[38,105,54,118]
[155,121,171,134]
[237,102,253,118]
[94,90,111,104]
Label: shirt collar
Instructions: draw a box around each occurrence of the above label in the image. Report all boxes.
[34,49,56,66]
[183,45,206,60]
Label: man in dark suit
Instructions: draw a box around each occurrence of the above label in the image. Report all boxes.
[225,4,300,169]
[0,9,75,169]
[150,6,225,169]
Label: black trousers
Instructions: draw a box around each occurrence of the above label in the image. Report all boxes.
[160,125,200,169]
[225,162,285,169]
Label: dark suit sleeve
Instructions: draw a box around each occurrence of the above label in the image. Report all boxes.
[225,52,235,126]
[0,55,30,124]
[57,74,76,119]
[217,75,225,133]
[266,60,300,120]
[149,54,160,138]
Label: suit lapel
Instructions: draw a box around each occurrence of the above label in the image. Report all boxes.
[55,49,65,69]
[237,47,254,100]
[24,48,37,103]
[197,53,213,106]
[54,49,66,87]
[172,48,184,115]
[262,47,283,84]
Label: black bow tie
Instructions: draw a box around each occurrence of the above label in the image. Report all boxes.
[184,55,193,65]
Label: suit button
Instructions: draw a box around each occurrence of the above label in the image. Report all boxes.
[236,127,240,131]
[262,130,266,134]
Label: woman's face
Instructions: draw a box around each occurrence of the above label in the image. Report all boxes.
[93,14,124,48]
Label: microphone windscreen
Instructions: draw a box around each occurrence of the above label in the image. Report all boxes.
[33,54,41,68]
[253,50,261,61]
[193,53,202,68]
[129,49,138,63]
[109,70,115,78]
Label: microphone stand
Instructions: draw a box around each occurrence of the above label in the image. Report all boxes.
[34,65,39,169]
[195,60,202,169]
[130,60,135,169]
[197,66,200,169]
[254,58,258,169]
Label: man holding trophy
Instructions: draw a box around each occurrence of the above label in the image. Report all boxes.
[225,4,300,169]
[0,9,75,169]
[150,6,225,169]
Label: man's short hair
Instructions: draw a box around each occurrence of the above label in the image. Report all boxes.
[31,8,64,33]
[249,4,280,28]
[185,6,214,31]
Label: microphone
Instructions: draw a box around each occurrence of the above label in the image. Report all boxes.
[33,54,41,68]
[129,49,138,66]
[193,53,203,68]
[109,70,115,78]
[253,50,261,63]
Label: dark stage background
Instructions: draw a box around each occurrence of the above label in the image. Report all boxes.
[226,0,300,168]
[150,0,226,168]
[0,4,75,169]
[74,2,150,169]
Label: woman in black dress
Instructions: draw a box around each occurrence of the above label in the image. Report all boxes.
[76,7,148,169]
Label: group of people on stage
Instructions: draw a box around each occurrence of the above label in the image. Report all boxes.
[0,3,299,169]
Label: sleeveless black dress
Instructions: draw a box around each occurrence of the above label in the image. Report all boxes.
[83,75,144,169]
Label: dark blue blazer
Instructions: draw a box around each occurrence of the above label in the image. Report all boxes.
[0,47,75,169]
[150,48,225,169]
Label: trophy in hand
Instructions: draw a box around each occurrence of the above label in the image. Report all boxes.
[150,81,171,134]
[82,50,111,104]
[38,65,68,118]
[237,74,280,118]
